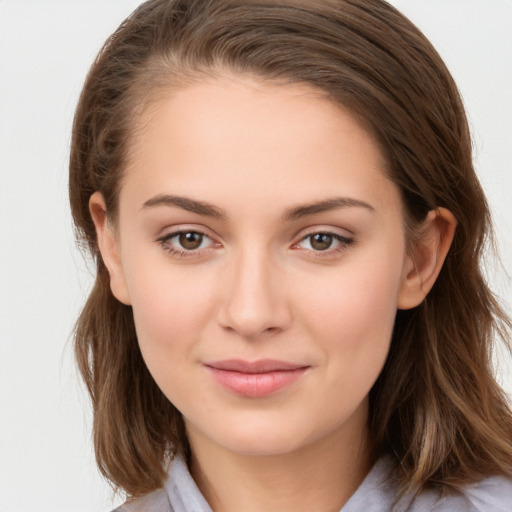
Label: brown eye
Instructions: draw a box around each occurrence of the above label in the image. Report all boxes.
[179,232,204,250]
[309,233,333,251]
[157,230,219,258]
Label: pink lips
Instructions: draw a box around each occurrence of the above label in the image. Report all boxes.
[204,359,309,398]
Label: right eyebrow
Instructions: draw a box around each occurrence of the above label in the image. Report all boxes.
[141,194,226,219]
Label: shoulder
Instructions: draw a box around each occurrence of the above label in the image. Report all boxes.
[110,454,212,512]
[405,473,512,512]
[343,455,512,512]
[111,488,171,512]
[435,474,512,512]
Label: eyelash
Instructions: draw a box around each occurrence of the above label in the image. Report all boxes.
[293,232,354,257]
[155,230,354,259]
[155,230,218,259]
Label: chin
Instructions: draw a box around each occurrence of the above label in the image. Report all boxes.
[200,417,323,457]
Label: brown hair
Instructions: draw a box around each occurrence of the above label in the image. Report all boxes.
[69,0,512,499]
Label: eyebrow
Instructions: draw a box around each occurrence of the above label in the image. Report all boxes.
[142,194,226,219]
[283,197,375,221]
[141,194,374,220]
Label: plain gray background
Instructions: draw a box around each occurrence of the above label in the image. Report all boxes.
[0,1,511,510]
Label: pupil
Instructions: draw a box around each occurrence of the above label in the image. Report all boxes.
[179,232,203,250]
[311,233,333,251]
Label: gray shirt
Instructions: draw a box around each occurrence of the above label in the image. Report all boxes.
[114,455,512,511]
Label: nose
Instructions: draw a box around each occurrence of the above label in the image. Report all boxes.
[217,247,292,340]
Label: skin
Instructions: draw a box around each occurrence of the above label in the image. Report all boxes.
[91,75,456,512]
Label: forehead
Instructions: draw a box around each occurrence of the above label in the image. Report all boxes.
[121,75,401,218]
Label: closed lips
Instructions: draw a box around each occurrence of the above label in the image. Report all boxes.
[203,359,309,373]
[203,359,310,398]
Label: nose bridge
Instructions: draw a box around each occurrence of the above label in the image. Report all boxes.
[219,241,290,339]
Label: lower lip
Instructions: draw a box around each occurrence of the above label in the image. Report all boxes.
[205,367,308,398]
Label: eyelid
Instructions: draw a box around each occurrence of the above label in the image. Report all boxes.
[155,223,219,241]
[293,225,354,242]
[291,227,355,255]
[155,225,222,257]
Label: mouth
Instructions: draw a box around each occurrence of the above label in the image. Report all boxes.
[203,359,310,398]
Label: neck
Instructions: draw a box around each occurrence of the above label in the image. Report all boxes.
[186,406,372,512]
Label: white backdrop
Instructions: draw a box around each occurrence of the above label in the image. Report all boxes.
[0,1,510,511]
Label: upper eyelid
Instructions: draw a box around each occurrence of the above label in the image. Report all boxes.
[294,232,353,247]
[294,225,354,241]
[156,225,218,240]
[158,230,212,242]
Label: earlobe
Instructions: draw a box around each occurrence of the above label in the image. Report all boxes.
[89,192,131,305]
[397,208,457,310]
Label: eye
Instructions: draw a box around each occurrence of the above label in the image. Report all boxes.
[176,231,205,250]
[294,231,354,254]
[307,233,336,251]
[156,229,219,257]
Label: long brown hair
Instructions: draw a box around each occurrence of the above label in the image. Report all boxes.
[69,0,512,498]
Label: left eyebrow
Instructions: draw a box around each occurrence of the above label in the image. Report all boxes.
[283,197,375,221]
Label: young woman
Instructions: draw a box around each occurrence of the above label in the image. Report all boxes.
[69,1,512,510]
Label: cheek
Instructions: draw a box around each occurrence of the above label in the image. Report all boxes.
[123,253,217,366]
[297,252,404,381]
[126,267,220,412]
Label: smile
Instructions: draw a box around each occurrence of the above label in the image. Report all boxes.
[203,359,310,398]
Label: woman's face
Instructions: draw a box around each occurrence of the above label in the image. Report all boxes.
[103,76,416,457]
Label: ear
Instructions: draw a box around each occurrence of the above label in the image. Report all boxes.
[89,192,131,305]
[398,207,457,310]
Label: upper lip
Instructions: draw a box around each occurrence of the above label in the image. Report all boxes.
[204,359,309,373]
